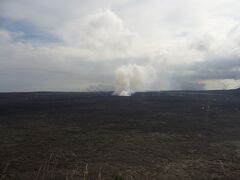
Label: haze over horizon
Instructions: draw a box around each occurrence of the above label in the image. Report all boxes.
[0,0,240,92]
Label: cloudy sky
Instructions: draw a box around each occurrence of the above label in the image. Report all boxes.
[0,0,240,92]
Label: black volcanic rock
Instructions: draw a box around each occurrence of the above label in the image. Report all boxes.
[0,91,240,179]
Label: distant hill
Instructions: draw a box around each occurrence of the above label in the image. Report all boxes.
[233,88,240,91]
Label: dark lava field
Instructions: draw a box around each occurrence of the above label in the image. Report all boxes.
[0,90,240,179]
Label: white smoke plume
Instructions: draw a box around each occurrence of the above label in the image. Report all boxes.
[113,64,156,96]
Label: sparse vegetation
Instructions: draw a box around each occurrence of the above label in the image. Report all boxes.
[0,91,240,179]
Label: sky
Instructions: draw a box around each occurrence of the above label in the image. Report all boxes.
[0,0,240,92]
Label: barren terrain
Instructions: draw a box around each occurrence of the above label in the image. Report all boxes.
[0,90,240,179]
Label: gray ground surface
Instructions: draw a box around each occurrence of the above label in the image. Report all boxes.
[0,90,240,179]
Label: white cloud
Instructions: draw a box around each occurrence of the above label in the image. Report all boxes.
[58,9,136,60]
[0,0,240,91]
